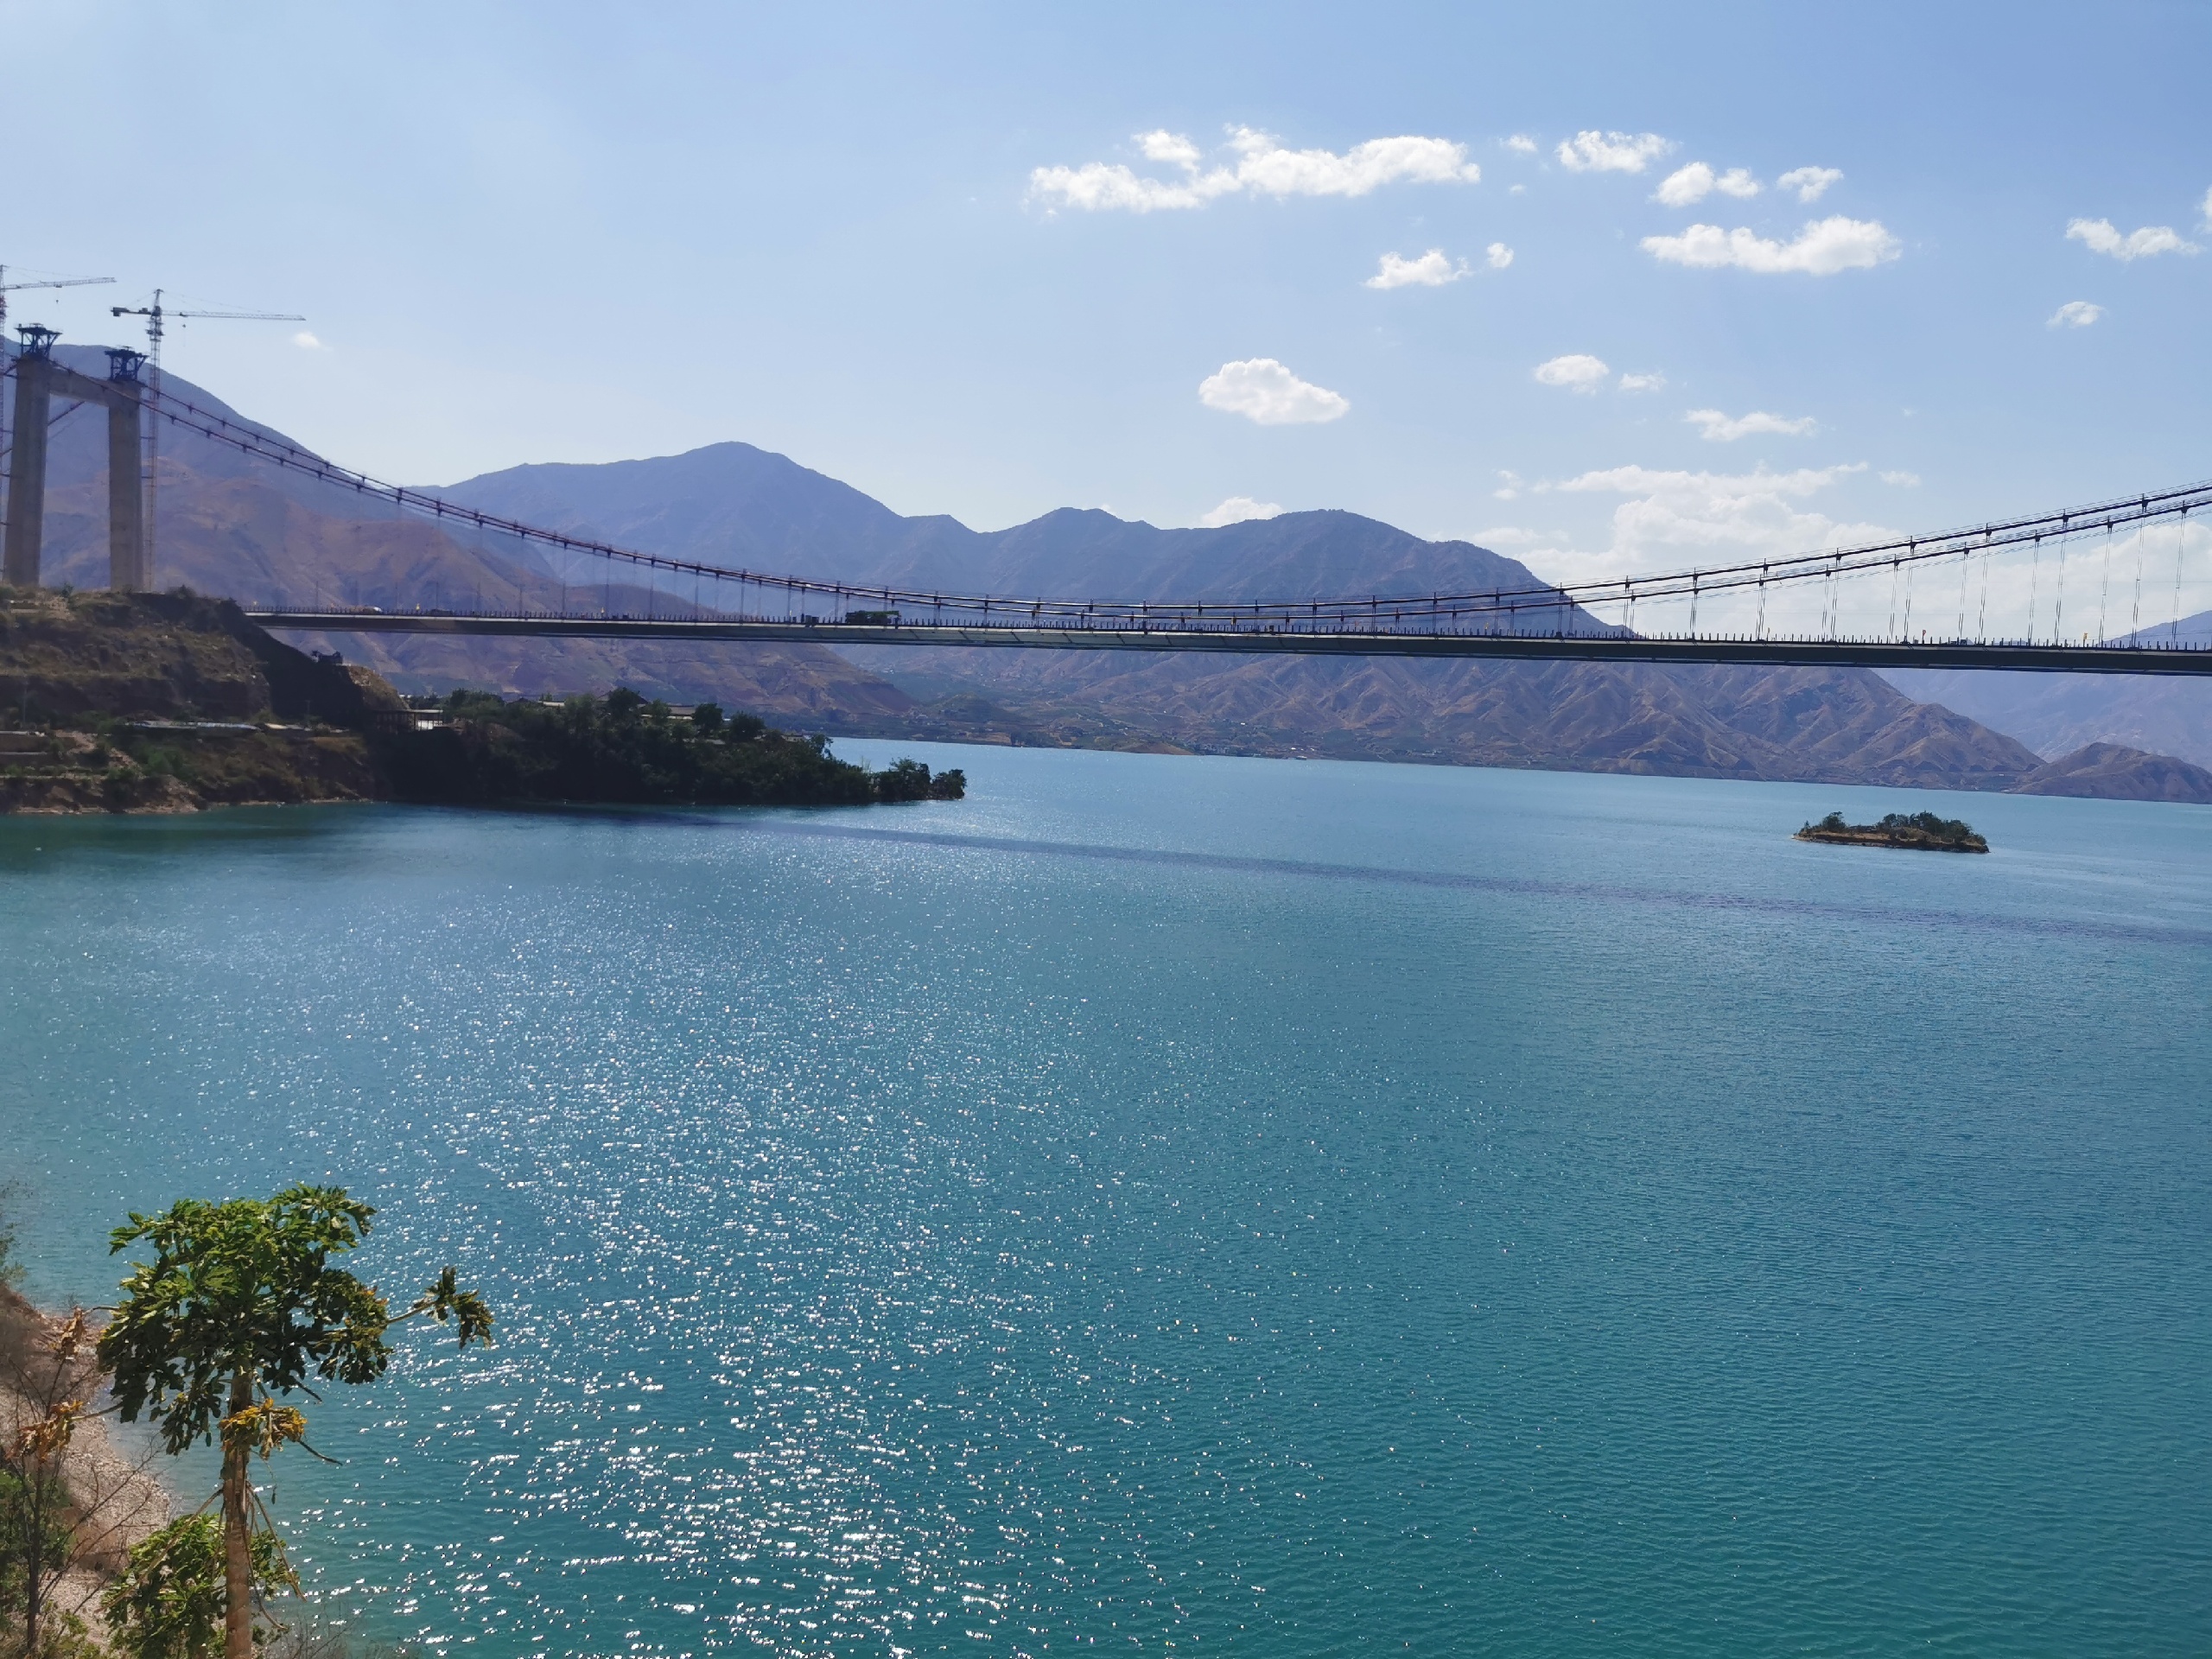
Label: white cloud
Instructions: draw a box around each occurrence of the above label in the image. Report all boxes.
[2065,217,2196,261]
[1366,249,1469,289]
[1655,162,1714,206]
[1229,126,1481,195]
[1880,471,1921,486]
[1641,215,1900,275]
[1505,134,1539,155]
[1026,161,1233,213]
[1485,241,1514,270]
[1684,408,1817,441]
[2047,299,2104,328]
[1137,129,1202,168]
[1533,353,1611,392]
[1553,462,1882,574]
[1556,130,1671,174]
[1618,372,1667,392]
[2202,185,2212,230]
[1198,495,1284,527]
[1777,166,1843,203]
[1658,162,1761,205]
[1493,469,1522,501]
[1198,358,1350,425]
[1468,524,1542,546]
[1031,125,1482,212]
[292,331,327,350]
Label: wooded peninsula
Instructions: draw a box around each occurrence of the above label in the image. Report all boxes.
[0,588,961,814]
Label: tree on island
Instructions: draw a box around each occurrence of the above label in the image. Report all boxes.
[97,1186,491,1659]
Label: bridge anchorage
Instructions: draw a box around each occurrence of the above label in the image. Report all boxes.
[5,329,2209,674]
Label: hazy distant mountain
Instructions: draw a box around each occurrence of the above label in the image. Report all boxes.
[439,442,2053,790]
[437,442,1567,606]
[1880,610,2212,769]
[2008,741,2212,803]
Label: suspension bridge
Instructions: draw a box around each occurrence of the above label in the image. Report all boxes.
[6,329,2210,676]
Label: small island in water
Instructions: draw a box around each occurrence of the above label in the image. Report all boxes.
[1796,810,1988,854]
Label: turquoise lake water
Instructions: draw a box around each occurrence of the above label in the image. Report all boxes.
[3,745,2208,1657]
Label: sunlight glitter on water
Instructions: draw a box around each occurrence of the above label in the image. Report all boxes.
[3,747,2209,1656]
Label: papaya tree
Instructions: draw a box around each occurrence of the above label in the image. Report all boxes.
[97,1185,491,1659]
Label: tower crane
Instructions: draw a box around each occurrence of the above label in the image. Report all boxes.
[1,267,113,520]
[110,289,305,582]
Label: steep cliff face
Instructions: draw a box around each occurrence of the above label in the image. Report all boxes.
[0,588,391,723]
[0,588,273,719]
[0,589,386,812]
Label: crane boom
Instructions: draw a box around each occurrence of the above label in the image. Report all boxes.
[2,267,115,340]
[0,275,115,295]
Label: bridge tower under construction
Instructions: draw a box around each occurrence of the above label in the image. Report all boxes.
[3,327,150,592]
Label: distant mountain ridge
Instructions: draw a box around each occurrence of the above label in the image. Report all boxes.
[1881,609,2212,769]
[19,360,2205,799]
[438,442,1578,610]
[436,443,2065,791]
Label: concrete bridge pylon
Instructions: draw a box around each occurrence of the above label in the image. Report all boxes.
[3,327,149,592]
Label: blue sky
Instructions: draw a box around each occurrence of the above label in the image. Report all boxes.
[5,0,2208,590]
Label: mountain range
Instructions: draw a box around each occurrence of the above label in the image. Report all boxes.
[1882,610,2212,770]
[20,342,2209,801]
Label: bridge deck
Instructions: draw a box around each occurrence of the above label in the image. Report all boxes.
[246,610,2212,676]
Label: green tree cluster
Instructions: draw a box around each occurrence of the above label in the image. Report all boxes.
[1876,810,1978,844]
[378,689,964,807]
[1800,809,1982,847]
